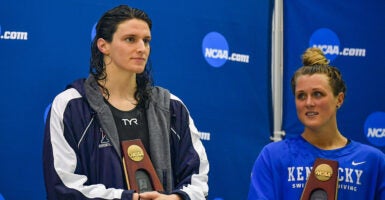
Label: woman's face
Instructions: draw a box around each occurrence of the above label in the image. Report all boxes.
[98,19,151,74]
[294,74,344,130]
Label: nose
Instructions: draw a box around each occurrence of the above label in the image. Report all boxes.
[305,96,315,107]
[136,40,146,52]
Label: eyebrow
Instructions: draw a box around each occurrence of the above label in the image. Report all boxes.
[122,34,151,38]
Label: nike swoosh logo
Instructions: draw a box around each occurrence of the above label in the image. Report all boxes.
[352,161,366,166]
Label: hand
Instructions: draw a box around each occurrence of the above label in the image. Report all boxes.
[139,191,181,200]
[133,193,140,200]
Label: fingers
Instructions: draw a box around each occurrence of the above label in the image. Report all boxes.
[133,193,140,200]
[139,191,160,199]
[139,192,181,200]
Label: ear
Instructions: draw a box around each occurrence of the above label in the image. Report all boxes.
[336,92,344,108]
[97,38,110,55]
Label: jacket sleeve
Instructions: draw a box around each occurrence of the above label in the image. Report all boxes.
[42,88,133,200]
[247,147,275,200]
[169,97,209,200]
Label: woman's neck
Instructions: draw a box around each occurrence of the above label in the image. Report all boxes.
[301,128,348,150]
[100,72,138,111]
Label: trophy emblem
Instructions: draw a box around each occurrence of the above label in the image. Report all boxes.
[121,139,164,193]
[300,158,339,200]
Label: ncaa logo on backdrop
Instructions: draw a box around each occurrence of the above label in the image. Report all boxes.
[0,25,28,40]
[202,32,250,68]
[364,112,385,147]
[309,28,366,62]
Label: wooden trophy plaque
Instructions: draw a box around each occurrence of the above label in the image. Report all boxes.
[121,139,164,193]
[301,158,339,200]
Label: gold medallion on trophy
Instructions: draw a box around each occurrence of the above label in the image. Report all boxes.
[127,144,144,162]
[314,163,333,181]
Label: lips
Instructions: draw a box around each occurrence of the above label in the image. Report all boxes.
[131,57,146,64]
[132,57,145,61]
[306,111,318,116]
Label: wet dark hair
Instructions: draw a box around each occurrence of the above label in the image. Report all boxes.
[290,47,346,97]
[90,5,153,108]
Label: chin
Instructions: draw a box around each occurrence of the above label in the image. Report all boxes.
[129,67,146,74]
[301,120,321,128]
